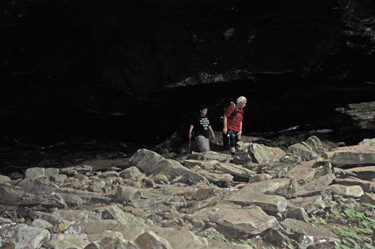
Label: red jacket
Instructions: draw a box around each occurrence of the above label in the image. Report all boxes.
[224,103,244,132]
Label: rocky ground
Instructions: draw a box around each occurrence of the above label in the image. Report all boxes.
[1,131,375,248]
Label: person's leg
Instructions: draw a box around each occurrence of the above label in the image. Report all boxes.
[201,136,210,151]
[222,132,229,148]
[195,135,208,152]
[229,131,239,155]
[230,147,235,155]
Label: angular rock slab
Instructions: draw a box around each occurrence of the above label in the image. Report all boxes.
[325,184,364,198]
[323,145,375,166]
[184,159,218,170]
[0,223,50,249]
[191,206,278,236]
[281,218,337,238]
[190,166,234,183]
[46,233,90,249]
[214,162,256,179]
[334,176,375,193]
[129,149,207,183]
[285,160,317,183]
[249,143,286,164]
[214,188,287,212]
[297,173,336,192]
[130,195,187,215]
[288,196,325,214]
[360,192,375,205]
[241,178,292,194]
[134,231,173,249]
[287,143,318,161]
[359,138,375,146]
[187,151,232,162]
[341,166,375,180]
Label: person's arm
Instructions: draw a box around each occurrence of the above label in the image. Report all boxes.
[222,115,228,134]
[189,125,194,138]
[238,121,243,140]
[209,125,215,139]
[223,103,235,134]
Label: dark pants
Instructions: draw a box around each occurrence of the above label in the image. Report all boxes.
[223,130,239,148]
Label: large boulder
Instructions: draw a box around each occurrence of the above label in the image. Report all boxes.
[129,149,208,183]
[248,143,286,164]
[214,188,287,212]
[287,143,318,161]
[323,145,375,166]
[359,138,375,146]
[339,166,375,180]
[190,206,278,237]
[214,162,256,179]
[0,224,50,249]
[241,178,292,194]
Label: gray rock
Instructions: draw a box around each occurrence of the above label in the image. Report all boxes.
[190,166,234,183]
[359,138,375,146]
[285,207,309,222]
[0,223,50,249]
[249,143,286,164]
[215,188,287,212]
[46,233,90,249]
[130,149,208,183]
[241,178,292,194]
[184,159,218,170]
[323,145,375,166]
[288,143,318,161]
[281,218,337,238]
[288,196,325,214]
[0,175,11,183]
[134,231,173,249]
[191,205,278,236]
[214,162,256,179]
[32,219,54,230]
[131,196,187,215]
[25,167,46,179]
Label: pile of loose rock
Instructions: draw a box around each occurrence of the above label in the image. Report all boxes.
[1,135,375,248]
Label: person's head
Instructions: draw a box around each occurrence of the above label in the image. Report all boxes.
[200,105,208,117]
[236,96,247,109]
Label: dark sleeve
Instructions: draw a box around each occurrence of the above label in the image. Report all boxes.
[190,115,197,126]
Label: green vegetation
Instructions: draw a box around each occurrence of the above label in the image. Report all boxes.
[340,170,357,176]
[198,227,229,242]
[200,179,219,189]
[308,198,375,249]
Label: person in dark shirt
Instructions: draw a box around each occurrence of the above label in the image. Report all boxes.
[189,105,215,152]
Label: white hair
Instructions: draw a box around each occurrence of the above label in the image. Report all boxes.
[236,96,247,104]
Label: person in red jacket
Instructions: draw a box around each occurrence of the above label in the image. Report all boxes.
[222,96,247,155]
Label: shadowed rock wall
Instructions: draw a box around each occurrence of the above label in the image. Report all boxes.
[1,0,375,146]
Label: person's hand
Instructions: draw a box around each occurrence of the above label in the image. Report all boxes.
[223,127,227,134]
[189,133,192,139]
[212,132,216,139]
[238,133,242,140]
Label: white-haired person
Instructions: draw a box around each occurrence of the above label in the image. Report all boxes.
[222,96,247,155]
[189,105,215,152]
